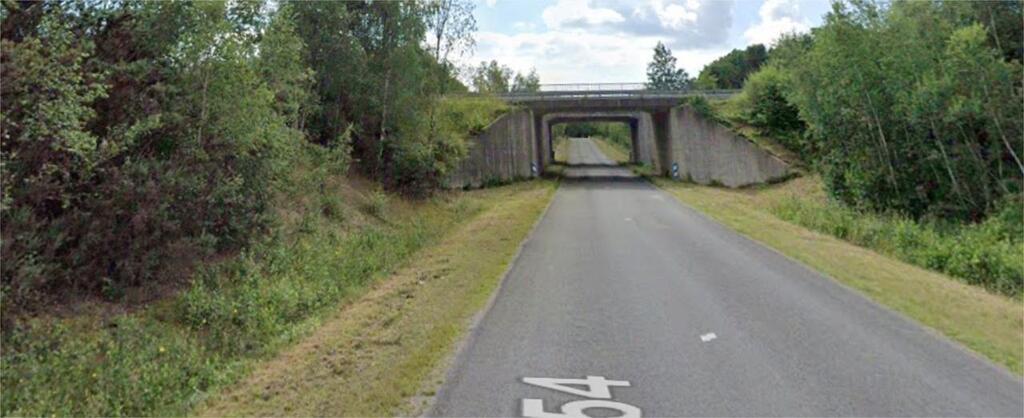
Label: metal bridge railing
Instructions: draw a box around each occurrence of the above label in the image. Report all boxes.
[446,83,740,101]
[495,83,740,101]
[534,82,648,92]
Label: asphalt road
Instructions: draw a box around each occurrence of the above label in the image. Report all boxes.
[430,138,1023,417]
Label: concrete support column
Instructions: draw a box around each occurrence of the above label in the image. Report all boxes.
[534,113,550,172]
[652,110,673,176]
[547,124,555,162]
[629,119,639,164]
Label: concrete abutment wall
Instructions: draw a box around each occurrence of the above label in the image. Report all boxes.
[445,105,791,189]
[446,109,538,189]
[667,106,790,187]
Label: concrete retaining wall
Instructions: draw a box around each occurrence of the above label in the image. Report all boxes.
[668,106,789,187]
[447,109,538,188]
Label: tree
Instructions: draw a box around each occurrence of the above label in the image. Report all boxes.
[512,68,541,92]
[645,41,690,90]
[778,0,1022,220]
[471,60,512,93]
[259,6,315,131]
[290,1,362,146]
[696,43,768,89]
[1,0,304,303]
[425,0,476,95]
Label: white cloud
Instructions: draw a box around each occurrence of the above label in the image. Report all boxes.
[744,0,811,45]
[464,29,728,83]
[512,21,537,31]
[464,0,749,84]
[557,0,735,49]
[484,0,497,7]
[648,0,699,29]
[541,0,625,29]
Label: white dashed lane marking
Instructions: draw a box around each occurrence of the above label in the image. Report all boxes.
[700,332,717,342]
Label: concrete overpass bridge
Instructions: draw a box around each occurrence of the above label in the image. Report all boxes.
[447,83,791,188]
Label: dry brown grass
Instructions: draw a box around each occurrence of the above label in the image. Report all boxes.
[590,136,630,164]
[194,181,557,416]
[655,176,1024,374]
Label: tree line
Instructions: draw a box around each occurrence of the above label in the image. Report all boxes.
[468,60,540,93]
[0,0,484,309]
[724,0,1022,222]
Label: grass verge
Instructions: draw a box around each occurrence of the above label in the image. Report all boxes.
[591,137,630,164]
[194,180,557,416]
[0,175,549,417]
[653,176,1024,375]
[553,136,569,163]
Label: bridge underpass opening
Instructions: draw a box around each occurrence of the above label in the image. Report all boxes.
[547,118,638,166]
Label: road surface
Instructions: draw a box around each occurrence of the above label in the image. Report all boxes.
[430,138,1023,417]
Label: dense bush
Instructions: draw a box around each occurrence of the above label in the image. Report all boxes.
[773,194,1024,296]
[733,65,813,159]
[0,0,486,309]
[289,1,477,191]
[738,67,803,135]
[1,183,481,416]
[1,2,305,309]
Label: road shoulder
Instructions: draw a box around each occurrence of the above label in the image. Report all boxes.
[653,177,1023,375]
[193,181,558,416]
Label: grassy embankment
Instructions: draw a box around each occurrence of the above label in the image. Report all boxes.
[0,151,556,416]
[196,181,555,416]
[701,95,1022,297]
[654,176,1023,375]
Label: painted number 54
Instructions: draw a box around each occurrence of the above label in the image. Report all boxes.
[521,376,641,418]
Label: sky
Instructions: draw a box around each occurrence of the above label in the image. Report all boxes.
[460,0,833,83]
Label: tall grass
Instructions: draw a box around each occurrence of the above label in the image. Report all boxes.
[772,195,1024,297]
[0,172,482,417]
[437,96,509,135]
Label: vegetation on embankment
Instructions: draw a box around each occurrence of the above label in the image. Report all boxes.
[687,0,1023,298]
[0,169,550,416]
[773,193,1023,296]
[732,1,1022,222]
[196,181,556,416]
[0,2,529,415]
[655,177,1024,375]
[0,1,487,315]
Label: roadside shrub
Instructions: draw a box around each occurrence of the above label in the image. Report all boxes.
[437,96,508,135]
[1,181,482,416]
[684,95,717,122]
[364,190,390,219]
[384,96,506,194]
[772,194,1024,296]
[739,66,804,134]
[736,66,812,159]
[0,3,305,310]
[0,316,223,416]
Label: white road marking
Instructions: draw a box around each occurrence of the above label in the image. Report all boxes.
[700,332,717,342]
[521,376,642,418]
